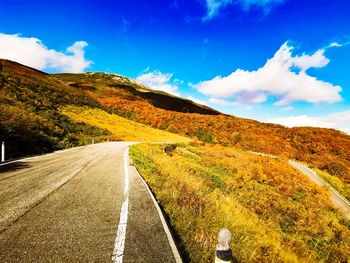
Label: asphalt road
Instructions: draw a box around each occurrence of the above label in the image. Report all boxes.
[289,160,350,219]
[0,142,178,262]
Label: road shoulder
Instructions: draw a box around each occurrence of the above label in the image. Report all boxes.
[122,163,182,263]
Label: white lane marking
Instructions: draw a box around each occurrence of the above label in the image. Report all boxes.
[112,149,130,263]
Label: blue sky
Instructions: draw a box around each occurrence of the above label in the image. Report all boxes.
[0,0,349,132]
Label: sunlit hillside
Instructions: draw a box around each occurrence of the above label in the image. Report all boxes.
[0,59,109,158]
[130,143,350,263]
[61,105,189,143]
[55,72,350,192]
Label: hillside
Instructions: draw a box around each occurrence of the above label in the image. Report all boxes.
[0,59,189,158]
[55,72,220,115]
[0,59,110,158]
[53,71,350,190]
[61,105,189,143]
[1,59,349,192]
[130,143,350,262]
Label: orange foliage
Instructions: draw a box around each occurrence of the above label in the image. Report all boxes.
[91,86,350,185]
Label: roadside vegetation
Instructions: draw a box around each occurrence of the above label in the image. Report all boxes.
[0,60,109,158]
[61,105,190,143]
[130,143,350,263]
[315,169,350,201]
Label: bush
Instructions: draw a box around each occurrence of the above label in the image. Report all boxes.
[195,128,213,143]
[324,162,348,177]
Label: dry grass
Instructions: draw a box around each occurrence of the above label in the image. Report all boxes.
[130,143,350,263]
[315,169,350,201]
[60,105,190,143]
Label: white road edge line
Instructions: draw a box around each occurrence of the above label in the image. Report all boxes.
[112,148,129,263]
[131,160,183,263]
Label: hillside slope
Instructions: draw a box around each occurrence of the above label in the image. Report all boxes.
[0,60,188,158]
[0,59,111,158]
[54,71,350,187]
[1,59,349,190]
[130,143,350,262]
[61,105,189,143]
[55,72,220,115]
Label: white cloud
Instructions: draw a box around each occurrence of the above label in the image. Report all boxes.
[267,111,350,134]
[0,33,92,73]
[136,69,180,96]
[327,41,350,48]
[208,96,262,108]
[204,0,286,20]
[292,49,329,72]
[192,42,342,105]
[209,97,235,106]
[187,96,209,106]
[329,42,342,48]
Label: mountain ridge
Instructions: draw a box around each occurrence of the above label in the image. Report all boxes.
[54,72,221,115]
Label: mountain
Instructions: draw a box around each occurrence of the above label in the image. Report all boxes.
[55,72,220,115]
[1,59,349,190]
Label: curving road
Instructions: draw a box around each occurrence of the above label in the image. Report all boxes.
[289,160,350,219]
[250,151,350,219]
[0,142,180,262]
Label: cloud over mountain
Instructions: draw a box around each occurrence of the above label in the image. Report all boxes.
[192,42,342,105]
[267,110,350,134]
[0,33,92,73]
[136,69,180,96]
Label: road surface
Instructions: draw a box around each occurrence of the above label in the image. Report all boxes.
[0,142,180,262]
[289,160,350,219]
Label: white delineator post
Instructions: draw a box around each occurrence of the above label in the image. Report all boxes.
[215,228,233,263]
[1,141,4,162]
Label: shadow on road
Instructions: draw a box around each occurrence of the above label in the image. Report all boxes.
[0,162,31,173]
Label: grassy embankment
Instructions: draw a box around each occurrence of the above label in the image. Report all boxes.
[315,169,350,201]
[60,105,190,143]
[130,143,350,263]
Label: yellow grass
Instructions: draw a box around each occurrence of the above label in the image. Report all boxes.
[315,168,350,201]
[60,105,190,143]
[130,143,350,263]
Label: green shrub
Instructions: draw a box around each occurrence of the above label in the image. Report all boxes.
[195,128,213,143]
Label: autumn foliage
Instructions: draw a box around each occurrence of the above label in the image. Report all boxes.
[64,77,350,187]
[130,143,350,262]
[1,59,349,190]
[0,60,108,158]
